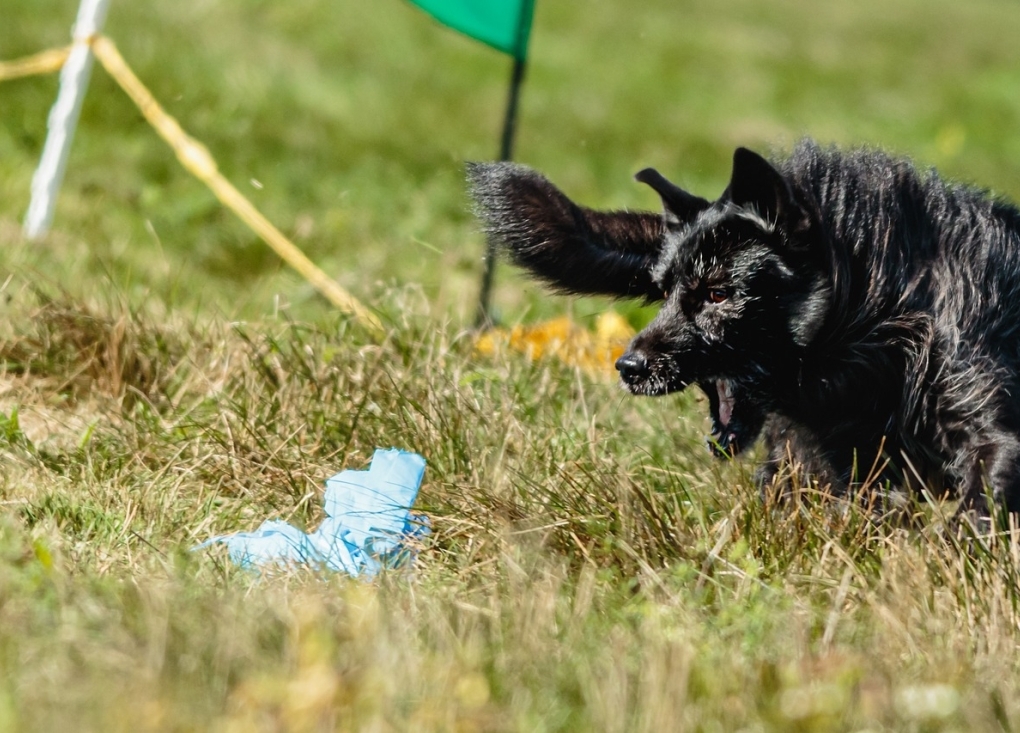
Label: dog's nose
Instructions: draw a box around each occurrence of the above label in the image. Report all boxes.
[615,350,649,383]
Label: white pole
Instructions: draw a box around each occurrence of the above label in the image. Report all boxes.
[23,0,111,239]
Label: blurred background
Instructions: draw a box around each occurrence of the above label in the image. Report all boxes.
[3,0,1020,325]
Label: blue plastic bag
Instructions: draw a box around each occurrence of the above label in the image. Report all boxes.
[196,448,428,576]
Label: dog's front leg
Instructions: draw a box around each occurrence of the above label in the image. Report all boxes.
[754,417,846,504]
[956,431,1020,528]
[754,416,796,501]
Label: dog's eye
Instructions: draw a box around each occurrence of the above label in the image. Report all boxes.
[706,288,729,304]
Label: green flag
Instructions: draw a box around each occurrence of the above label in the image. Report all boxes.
[407,0,535,61]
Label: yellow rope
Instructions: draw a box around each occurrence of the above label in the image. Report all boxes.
[88,35,384,335]
[0,46,71,82]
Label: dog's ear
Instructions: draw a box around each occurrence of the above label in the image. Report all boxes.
[634,168,710,226]
[725,148,809,231]
[467,161,666,300]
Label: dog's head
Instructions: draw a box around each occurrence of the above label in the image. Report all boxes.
[469,147,831,454]
[625,149,832,452]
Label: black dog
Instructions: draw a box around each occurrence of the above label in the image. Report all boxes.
[468,140,1020,519]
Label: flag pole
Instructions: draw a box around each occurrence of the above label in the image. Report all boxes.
[476,0,534,328]
[475,54,525,328]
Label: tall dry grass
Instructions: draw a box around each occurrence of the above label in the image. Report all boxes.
[2,281,1020,731]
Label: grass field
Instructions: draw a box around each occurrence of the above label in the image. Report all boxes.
[4,0,1020,730]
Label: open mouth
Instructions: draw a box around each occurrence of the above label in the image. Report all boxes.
[615,357,765,457]
[706,378,764,458]
[709,379,739,456]
[716,379,736,429]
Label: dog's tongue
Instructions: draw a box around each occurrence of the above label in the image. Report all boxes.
[717,380,735,427]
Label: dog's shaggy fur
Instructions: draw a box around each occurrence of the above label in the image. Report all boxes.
[468,140,1020,519]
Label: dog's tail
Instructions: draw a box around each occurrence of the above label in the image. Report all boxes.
[467,162,665,300]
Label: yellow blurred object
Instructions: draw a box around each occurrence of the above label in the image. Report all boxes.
[476,312,635,378]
